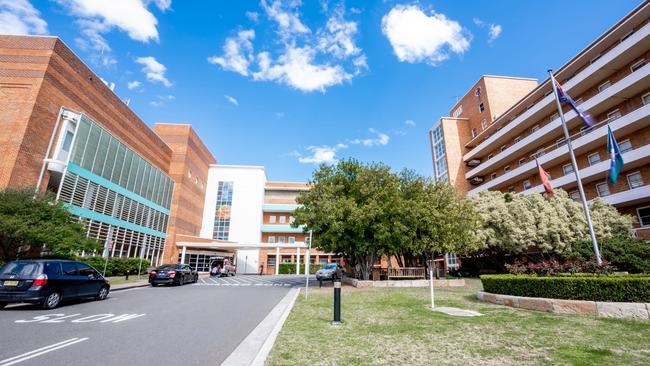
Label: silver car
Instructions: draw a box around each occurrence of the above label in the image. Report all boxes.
[315,263,343,281]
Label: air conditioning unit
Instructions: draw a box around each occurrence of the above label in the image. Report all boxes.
[469,176,484,185]
[466,159,481,167]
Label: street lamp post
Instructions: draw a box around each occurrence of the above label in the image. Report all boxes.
[305,230,312,299]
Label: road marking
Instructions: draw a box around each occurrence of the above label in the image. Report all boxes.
[15,313,146,324]
[0,337,88,366]
[209,278,219,284]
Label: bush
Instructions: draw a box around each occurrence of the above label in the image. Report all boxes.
[480,274,650,302]
[278,263,323,275]
[569,236,650,273]
[504,257,613,276]
[77,256,151,277]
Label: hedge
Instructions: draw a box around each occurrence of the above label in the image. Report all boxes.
[77,256,151,277]
[480,274,650,302]
[278,263,323,275]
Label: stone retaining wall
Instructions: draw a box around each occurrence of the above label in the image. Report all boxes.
[477,291,650,320]
[343,277,465,288]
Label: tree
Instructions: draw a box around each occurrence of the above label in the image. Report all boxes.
[569,236,650,273]
[0,189,100,262]
[472,189,634,257]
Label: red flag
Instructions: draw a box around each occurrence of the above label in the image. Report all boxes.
[537,160,553,199]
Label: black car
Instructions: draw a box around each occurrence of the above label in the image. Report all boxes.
[0,260,110,310]
[149,264,198,286]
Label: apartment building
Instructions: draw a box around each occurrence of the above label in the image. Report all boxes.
[0,35,215,266]
[430,2,650,241]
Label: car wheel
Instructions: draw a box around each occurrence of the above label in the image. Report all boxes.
[151,283,158,287]
[193,275,198,283]
[42,291,61,310]
[0,302,6,310]
[179,277,184,286]
[95,286,109,301]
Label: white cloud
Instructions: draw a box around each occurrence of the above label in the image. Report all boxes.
[404,119,416,126]
[245,11,259,22]
[298,145,339,164]
[381,5,470,65]
[0,0,48,36]
[207,30,255,76]
[488,24,502,43]
[209,2,365,92]
[127,80,142,90]
[135,56,172,87]
[224,95,239,106]
[150,100,163,107]
[150,94,174,107]
[150,0,171,12]
[157,94,175,100]
[350,128,390,147]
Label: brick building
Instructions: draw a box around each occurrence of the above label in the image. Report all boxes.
[430,2,650,241]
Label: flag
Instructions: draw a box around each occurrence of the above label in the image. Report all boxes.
[607,126,624,184]
[537,159,554,198]
[554,80,594,128]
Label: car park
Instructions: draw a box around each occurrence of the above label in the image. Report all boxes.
[149,264,198,286]
[0,259,110,310]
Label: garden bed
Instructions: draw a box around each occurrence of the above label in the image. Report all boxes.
[343,276,465,288]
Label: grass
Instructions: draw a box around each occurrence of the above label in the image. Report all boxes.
[267,279,650,365]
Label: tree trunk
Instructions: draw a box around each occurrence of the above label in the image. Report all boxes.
[356,254,376,280]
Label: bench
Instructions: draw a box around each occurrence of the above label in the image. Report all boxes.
[387,267,426,280]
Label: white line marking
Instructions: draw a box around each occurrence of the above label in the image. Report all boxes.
[209,278,220,284]
[0,338,88,366]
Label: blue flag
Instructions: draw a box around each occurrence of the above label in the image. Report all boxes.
[607,126,624,184]
[554,80,594,128]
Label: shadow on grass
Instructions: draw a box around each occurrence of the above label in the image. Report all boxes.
[555,346,614,366]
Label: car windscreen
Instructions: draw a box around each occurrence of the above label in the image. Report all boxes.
[323,264,337,270]
[0,262,42,279]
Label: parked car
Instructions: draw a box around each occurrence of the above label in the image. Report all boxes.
[0,259,110,310]
[315,263,344,282]
[149,264,198,286]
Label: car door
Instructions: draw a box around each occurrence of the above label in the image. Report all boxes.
[60,262,79,299]
[77,263,103,296]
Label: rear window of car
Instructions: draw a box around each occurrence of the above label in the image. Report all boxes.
[157,265,176,270]
[0,262,42,278]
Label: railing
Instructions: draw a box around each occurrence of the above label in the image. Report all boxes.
[387,267,426,279]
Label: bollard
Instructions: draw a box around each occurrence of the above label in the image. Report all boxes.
[331,280,342,325]
[125,270,129,281]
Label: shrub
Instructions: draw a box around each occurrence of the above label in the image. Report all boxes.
[77,256,151,277]
[569,236,650,273]
[504,257,613,276]
[278,263,323,275]
[480,274,650,302]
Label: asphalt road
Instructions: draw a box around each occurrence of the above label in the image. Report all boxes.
[0,275,314,366]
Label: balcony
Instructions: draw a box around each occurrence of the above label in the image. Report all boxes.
[466,65,650,181]
[262,203,301,212]
[467,110,650,196]
[463,21,650,159]
[261,224,304,233]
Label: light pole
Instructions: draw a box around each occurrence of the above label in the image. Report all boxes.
[305,230,312,299]
[428,259,435,310]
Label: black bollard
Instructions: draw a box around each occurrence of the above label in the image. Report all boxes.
[331,280,342,325]
[125,270,129,281]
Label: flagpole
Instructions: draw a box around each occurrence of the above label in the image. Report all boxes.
[548,69,602,265]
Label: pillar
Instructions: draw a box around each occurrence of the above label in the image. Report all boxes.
[296,247,300,275]
[180,245,186,264]
[305,249,310,276]
[275,246,280,275]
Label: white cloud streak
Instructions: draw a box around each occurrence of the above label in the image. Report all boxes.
[349,128,390,147]
[207,30,255,76]
[136,56,172,87]
[381,4,470,65]
[224,95,239,106]
[488,24,502,43]
[0,0,48,36]
[127,80,142,90]
[404,119,416,126]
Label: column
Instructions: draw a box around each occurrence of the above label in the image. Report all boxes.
[180,245,186,264]
[275,246,280,275]
[305,249,310,276]
[296,247,300,275]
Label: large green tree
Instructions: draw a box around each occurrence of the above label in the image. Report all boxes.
[472,189,633,257]
[0,189,100,262]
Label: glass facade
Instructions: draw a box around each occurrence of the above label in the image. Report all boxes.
[55,111,173,265]
[431,125,448,182]
[212,181,234,240]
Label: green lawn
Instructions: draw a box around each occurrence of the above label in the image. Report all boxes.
[267,279,650,365]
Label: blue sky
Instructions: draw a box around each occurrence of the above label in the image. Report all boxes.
[2,0,640,181]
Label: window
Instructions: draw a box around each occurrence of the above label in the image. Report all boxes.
[514,136,521,144]
[596,182,610,197]
[620,30,634,42]
[562,164,574,176]
[598,80,612,92]
[471,128,477,138]
[445,253,459,269]
[479,102,485,112]
[452,105,463,118]
[319,257,328,264]
[588,153,601,166]
[518,158,526,166]
[212,181,234,240]
[557,137,566,147]
[507,186,515,193]
[575,98,584,106]
[607,109,622,122]
[269,215,276,224]
[550,113,559,122]
[278,236,286,243]
[642,93,650,105]
[627,172,644,189]
[62,262,78,276]
[531,125,540,133]
[638,207,650,227]
[268,236,275,244]
[77,264,97,278]
[188,170,192,178]
[535,149,546,158]
[630,59,646,72]
[619,139,632,153]
[481,119,487,130]
[487,154,493,160]
[523,180,532,190]
[569,190,580,201]
[580,126,591,136]
[288,236,296,244]
[490,172,497,180]
[279,215,286,224]
[590,53,602,64]
[282,256,291,264]
[500,145,507,152]
[289,216,295,224]
[267,257,276,267]
[504,166,511,173]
